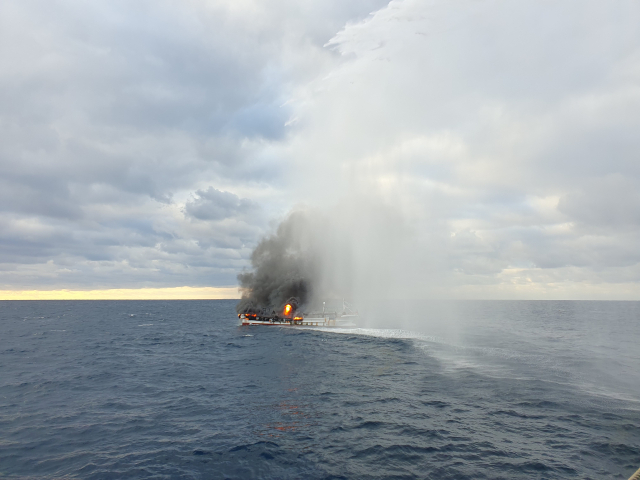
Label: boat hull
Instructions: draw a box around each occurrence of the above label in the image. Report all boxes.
[240,316,356,328]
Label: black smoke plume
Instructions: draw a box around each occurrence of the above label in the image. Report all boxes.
[236,210,321,314]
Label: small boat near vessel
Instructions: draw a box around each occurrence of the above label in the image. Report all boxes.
[239,298,357,328]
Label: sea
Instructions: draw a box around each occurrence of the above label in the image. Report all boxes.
[1,300,639,479]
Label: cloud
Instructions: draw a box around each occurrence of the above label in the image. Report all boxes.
[277,0,640,297]
[2,0,640,298]
[185,187,258,221]
[558,175,640,229]
[0,0,388,289]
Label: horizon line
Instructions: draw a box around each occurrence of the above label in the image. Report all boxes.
[0,286,240,300]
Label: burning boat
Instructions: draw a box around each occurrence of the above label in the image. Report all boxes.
[239,298,358,328]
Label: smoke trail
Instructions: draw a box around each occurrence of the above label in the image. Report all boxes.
[235,209,325,314]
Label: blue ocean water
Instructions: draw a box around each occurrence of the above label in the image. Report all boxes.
[1,300,639,479]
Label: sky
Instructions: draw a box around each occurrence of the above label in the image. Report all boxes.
[1,0,640,299]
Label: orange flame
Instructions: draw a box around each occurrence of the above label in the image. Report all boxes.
[283,304,292,316]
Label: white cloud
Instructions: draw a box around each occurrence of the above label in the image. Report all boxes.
[280,0,640,298]
[2,0,640,298]
[0,0,388,289]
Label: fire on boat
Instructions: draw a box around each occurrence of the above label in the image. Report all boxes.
[238,297,358,328]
